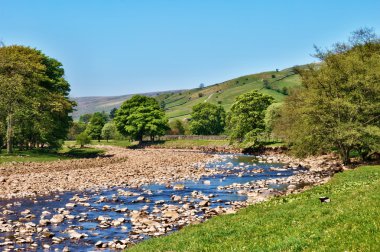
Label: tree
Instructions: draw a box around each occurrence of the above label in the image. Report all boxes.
[169,119,185,135]
[109,108,118,119]
[264,103,283,134]
[199,83,205,89]
[160,100,166,110]
[0,45,75,153]
[101,122,117,142]
[190,103,226,135]
[79,114,92,124]
[227,90,274,147]
[274,29,380,164]
[114,95,169,141]
[67,121,86,140]
[76,132,91,148]
[85,112,107,142]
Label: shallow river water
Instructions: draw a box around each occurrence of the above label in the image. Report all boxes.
[0,154,304,251]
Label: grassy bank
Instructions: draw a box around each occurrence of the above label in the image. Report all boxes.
[130,165,380,251]
[145,139,230,148]
[0,146,104,164]
[65,139,133,148]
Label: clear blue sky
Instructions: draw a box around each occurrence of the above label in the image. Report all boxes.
[1,0,380,97]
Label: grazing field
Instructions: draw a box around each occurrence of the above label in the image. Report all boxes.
[130,165,380,252]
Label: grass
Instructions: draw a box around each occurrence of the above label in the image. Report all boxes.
[130,165,380,251]
[145,139,230,148]
[65,139,133,148]
[0,145,104,164]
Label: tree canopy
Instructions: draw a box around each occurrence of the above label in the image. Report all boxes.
[101,121,117,142]
[274,29,380,164]
[227,90,273,147]
[0,45,75,153]
[85,112,107,142]
[190,103,226,135]
[114,95,169,141]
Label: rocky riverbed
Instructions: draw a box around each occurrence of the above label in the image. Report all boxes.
[0,147,341,251]
[0,147,219,199]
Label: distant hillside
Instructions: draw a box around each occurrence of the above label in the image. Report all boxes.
[72,65,305,120]
[71,90,184,119]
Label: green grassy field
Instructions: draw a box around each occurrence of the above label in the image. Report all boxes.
[0,146,104,164]
[65,139,133,148]
[130,165,380,252]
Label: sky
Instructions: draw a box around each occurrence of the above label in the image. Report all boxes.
[1,0,380,97]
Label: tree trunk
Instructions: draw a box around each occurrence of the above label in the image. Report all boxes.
[6,114,13,154]
[341,148,351,165]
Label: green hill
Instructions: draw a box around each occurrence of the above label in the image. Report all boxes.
[72,66,303,120]
[157,67,301,120]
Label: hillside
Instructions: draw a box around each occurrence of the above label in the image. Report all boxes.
[157,67,301,120]
[72,66,303,120]
[71,90,183,119]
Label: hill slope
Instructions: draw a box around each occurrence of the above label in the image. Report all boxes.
[72,66,302,120]
[157,67,301,120]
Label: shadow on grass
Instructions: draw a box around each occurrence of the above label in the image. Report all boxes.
[62,147,108,158]
[127,141,165,149]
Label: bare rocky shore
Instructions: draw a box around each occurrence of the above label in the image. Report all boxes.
[0,146,219,199]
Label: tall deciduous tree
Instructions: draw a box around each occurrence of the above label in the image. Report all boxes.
[227,90,273,147]
[114,95,169,141]
[190,103,226,135]
[274,29,380,164]
[0,45,75,153]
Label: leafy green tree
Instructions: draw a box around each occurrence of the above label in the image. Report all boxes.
[114,95,169,141]
[169,119,185,135]
[0,45,75,153]
[79,114,92,124]
[264,103,283,133]
[160,100,166,110]
[227,90,273,147]
[85,112,107,142]
[274,29,380,164]
[76,132,91,148]
[109,108,118,119]
[190,103,226,135]
[101,122,117,142]
[67,121,86,140]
